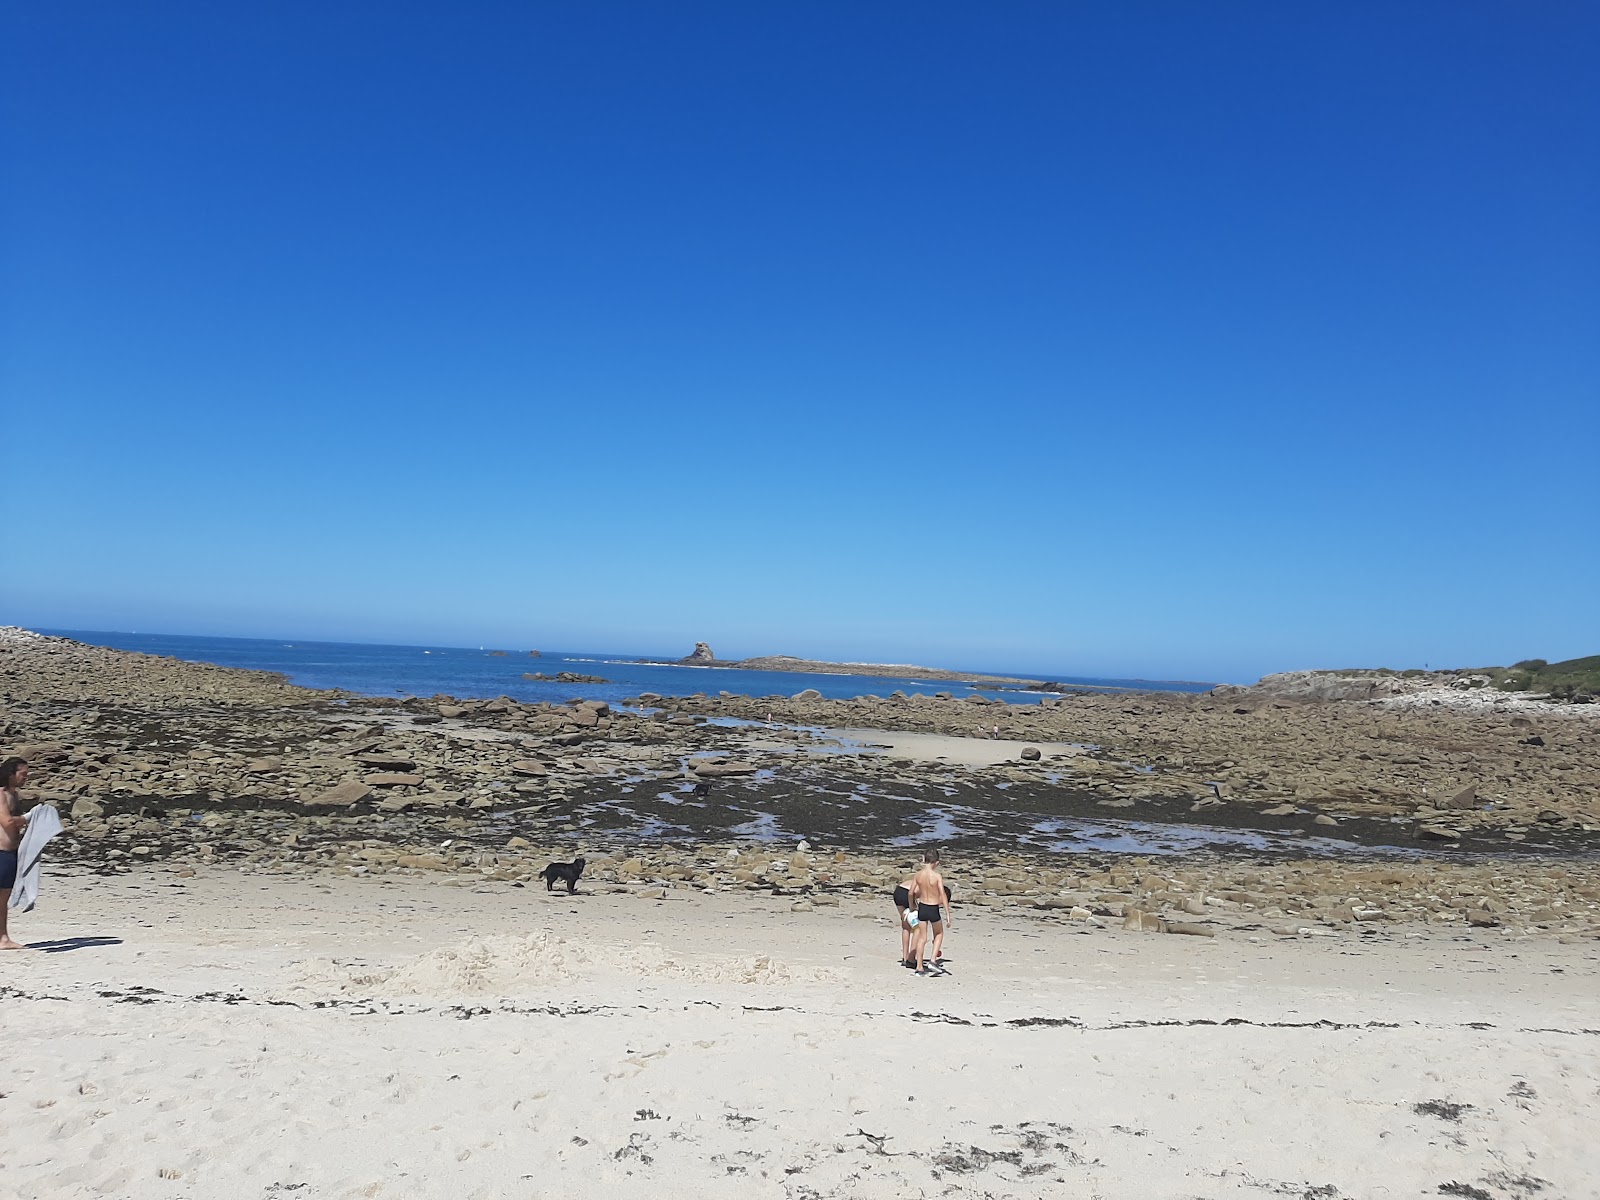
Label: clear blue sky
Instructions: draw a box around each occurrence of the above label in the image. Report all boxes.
[3,4,1596,682]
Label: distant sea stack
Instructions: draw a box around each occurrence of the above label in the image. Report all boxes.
[679,642,718,665]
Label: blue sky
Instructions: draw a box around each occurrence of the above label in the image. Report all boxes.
[3,4,1596,682]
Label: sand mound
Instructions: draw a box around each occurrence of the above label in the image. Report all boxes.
[284,934,836,1001]
[287,932,596,1000]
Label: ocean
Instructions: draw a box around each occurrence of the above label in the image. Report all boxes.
[45,630,1212,707]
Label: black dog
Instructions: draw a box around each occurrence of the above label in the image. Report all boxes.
[541,857,586,894]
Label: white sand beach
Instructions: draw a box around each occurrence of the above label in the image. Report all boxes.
[7,866,1596,1199]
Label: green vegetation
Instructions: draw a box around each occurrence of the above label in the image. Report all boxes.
[1463,655,1600,701]
[1318,656,1600,702]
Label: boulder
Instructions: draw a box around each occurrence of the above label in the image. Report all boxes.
[678,642,717,665]
[355,752,417,771]
[1443,785,1478,811]
[792,689,823,701]
[1020,747,1042,761]
[365,773,423,787]
[691,759,759,777]
[303,780,371,808]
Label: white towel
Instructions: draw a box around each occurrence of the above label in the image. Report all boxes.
[9,804,63,912]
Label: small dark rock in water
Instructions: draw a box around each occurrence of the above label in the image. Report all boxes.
[1413,1100,1473,1121]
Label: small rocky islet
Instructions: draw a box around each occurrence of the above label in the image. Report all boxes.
[2,626,1598,940]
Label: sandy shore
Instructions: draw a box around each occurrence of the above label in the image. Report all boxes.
[7,866,1598,1199]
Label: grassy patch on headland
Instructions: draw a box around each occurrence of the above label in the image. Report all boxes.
[1327,656,1600,699]
[1466,656,1600,699]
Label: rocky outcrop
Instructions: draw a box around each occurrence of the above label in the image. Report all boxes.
[1212,671,1410,703]
[679,642,717,665]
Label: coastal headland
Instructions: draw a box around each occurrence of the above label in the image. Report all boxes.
[660,640,1044,685]
[4,627,1598,1197]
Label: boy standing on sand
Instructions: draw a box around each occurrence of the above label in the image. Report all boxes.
[909,848,949,976]
[0,757,31,950]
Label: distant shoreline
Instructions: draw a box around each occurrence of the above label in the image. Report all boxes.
[643,653,1041,686]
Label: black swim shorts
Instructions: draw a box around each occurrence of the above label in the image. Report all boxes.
[892,886,911,908]
[0,850,16,890]
[916,902,942,925]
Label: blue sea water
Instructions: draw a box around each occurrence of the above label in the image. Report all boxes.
[46,630,1212,708]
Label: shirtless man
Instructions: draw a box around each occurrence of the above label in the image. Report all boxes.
[0,757,30,950]
[909,847,950,976]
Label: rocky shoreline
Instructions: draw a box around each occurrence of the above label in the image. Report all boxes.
[3,626,1598,940]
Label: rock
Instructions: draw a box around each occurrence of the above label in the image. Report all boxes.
[1443,785,1478,811]
[1313,814,1339,827]
[375,795,415,812]
[1020,747,1042,761]
[792,689,823,701]
[70,797,104,819]
[1466,909,1500,928]
[244,757,283,774]
[679,643,717,665]
[1068,905,1094,920]
[303,780,370,808]
[1261,804,1299,816]
[365,773,423,787]
[1418,824,1460,840]
[411,791,464,808]
[505,836,531,850]
[396,854,449,871]
[691,759,759,777]
[511,760,549,777]
[355,752,417,771]
[1232,671,1408,703]
[437,705,467,718]
[1163,922,1215,937]
[1122,909,1163,932]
